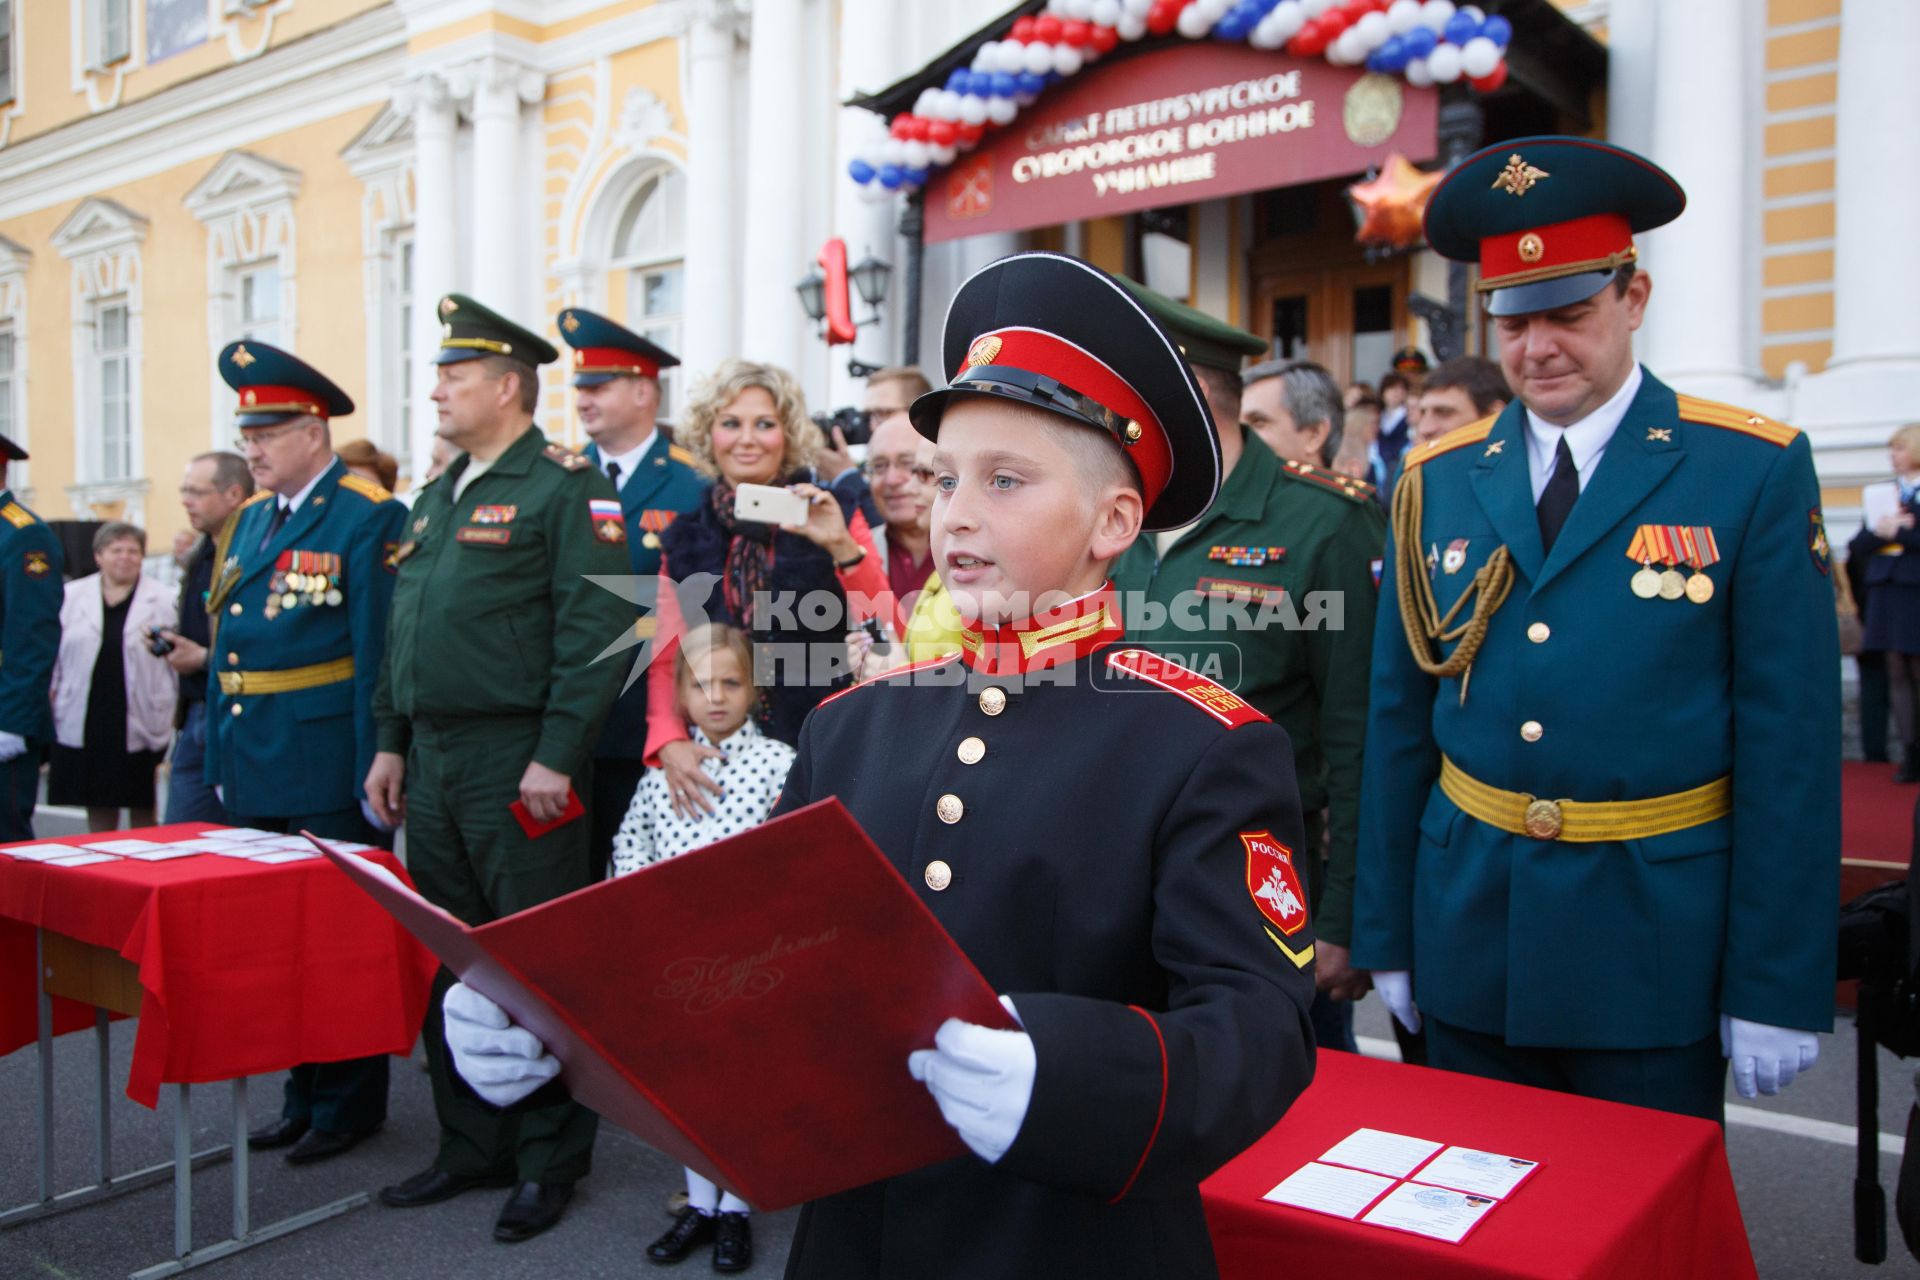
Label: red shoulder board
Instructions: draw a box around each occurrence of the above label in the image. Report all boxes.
[1105,649,1269,729]
[816,654,957,710]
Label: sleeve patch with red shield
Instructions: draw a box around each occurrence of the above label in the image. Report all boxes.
[1241,830,1309,938]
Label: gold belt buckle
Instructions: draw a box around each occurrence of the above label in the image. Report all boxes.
[1523,797,1563,840]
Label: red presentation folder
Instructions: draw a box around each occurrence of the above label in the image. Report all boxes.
[312,799,1014,1211]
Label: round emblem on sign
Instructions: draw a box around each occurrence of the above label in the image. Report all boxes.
[1518,232,1546,263]
[1343,74,1404,148]
[966,335,1002,368]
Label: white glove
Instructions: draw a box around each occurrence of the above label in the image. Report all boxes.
[215,785,224,804]
[1374,970,1422,1034]
[0,731,26,763]
[359,798,396,834]
[444,982,561,1107]
[1721,1014,1819,1099]
[907,997,1035,1164]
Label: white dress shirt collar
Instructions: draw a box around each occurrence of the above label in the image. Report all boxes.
[597,431,657,490]
[279,457,335,515]
[1522,363,1643,501]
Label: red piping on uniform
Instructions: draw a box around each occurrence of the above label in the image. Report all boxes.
[1111,1005,1168,1204]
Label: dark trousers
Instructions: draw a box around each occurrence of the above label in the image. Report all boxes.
[1861,652,1893,761]
[405,716,599,1184]
[1425,1018,1726,1124]
[244,808,390,1133]
[164,701,232,826]
[0,745,38,844]
[588,757,645,883]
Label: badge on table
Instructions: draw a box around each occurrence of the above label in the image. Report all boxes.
[1624,525,1718,604]
[1241,830,1308,939]
[590,498,626,544]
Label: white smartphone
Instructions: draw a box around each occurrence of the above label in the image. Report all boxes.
[733,482,811,529]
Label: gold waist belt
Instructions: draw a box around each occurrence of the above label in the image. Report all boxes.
[1438,756,1731,843]
[218,656,355,697]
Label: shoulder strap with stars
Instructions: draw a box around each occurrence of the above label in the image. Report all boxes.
[542,443,592,472]
[1400,414,1499,470]
[337,473,394,503]
[1278,457,1377,503]
[1674,395,1799,448]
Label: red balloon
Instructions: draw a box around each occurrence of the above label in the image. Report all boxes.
[910,116,935,142]
[1090,25,1120,53]
[928,119,958,146]
[1060,19,1091,46]
[957,122,987,145]
[1147,2,1180,36]
[1469,60,1509,93]
[1321,9,1352,35]
[889,115,912,139]
[1034,14,1063,43]
[1010,16,1036,42]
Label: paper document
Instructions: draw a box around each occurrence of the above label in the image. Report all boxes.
[1414,1146,1540,1200]
[1319,1128,1445,1178]
[1361,1181,1499,1243]
[1262,1162,1395,1220]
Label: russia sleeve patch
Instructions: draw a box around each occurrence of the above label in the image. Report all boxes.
[1242,830,1310,939]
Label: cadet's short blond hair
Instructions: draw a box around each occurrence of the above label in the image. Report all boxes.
[1890,423,1920,455]
[678,359,822,479]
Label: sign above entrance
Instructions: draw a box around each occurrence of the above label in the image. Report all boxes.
[925,42,1437,245]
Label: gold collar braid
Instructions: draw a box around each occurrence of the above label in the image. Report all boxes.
[1391,463,1514,679]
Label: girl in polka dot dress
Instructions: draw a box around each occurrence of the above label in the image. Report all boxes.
[611,622,793,1273]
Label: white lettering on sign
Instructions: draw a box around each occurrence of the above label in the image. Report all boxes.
[1091,153,1218,197]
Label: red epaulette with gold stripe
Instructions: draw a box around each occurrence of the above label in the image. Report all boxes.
[1401,415,1498,469]
[816,654,958,710]
[1278,457,1376,503]
[1105,649,1269,729]
[1675,395,1798,448]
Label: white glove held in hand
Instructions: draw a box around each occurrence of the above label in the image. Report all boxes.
[359,799,395,834]
[907,999,1036,1164]
[444,982,560,1107]
[0,732,25,763]
[1374,969,1421,1034]
[1721,1014,1818,1099]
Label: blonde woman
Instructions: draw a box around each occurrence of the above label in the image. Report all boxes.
[644,359,887,817]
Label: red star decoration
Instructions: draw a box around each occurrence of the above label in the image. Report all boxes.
[1347,153,1446,250]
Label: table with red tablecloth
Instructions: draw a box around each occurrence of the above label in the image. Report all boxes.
[0,823,436,1107]
[1202,1050,1755,1280]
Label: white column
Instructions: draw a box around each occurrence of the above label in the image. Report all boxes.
[465,57,544,316]
[831,0,902,405]
[1641,0,1755,396]
[1830,0,1920,371]
[739,0,807,373]
[1605,0,1657,159]
[684,1,740,380]
[403,73,457,477]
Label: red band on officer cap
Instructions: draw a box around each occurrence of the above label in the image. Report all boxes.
[573,347,660,378]
[237,385,327,417]
[1479,212,1635,292]
[956,327,1173,515]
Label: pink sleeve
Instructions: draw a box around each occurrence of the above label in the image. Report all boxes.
[642,552,690,766]
[838,509,894,628]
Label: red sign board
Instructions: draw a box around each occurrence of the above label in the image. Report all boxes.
[925,42,1437,244]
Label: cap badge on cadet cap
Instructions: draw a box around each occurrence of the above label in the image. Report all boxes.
[440,298,458,317]
[966,335,1001,368]
[1492,154,1550,197]
[1518,233,1545,263]
[231,345,256,368]
[562,314,581,333]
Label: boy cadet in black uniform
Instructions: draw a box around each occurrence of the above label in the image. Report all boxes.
[442,253,1318,1278]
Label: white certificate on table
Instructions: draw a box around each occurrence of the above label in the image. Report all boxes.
[44,852,122,868]
[1318,1127,1445,1178]
[1360,1182,1499,1244]
[85,839,174,855]
[201,827,285,843]
[1262,1161,1396,1220]
[247,851,320,864]
[1,844,87,861]
[1414,1146,1540,1200]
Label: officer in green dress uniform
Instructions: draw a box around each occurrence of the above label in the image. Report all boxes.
[204,341,407,1163]
[1353,137,1840,1119]
[1110,284,1385,1055]
[0,431,62,842]
[368,294,631,1241]
[556,308,705,880]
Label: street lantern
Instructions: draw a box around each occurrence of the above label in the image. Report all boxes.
[794,265,827,327]
[849,251,892,322]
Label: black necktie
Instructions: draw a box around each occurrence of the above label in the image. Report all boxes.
[606,461,622,490]
[259,500,289,553]
[1537,435,1579,554]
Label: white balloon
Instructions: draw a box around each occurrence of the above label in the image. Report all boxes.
[998,41,1028,73]
[884,139,908,165]
[1201,0,1234,19]
[986,96,1019,125]
[1249,19,1284,48]
[1053,44,1084,74]
[914,89,941,117]
[858,182,891,204]
[1177,3,1214,37]
[973,41,999,73]
[958,95,988,125]
[1020,41,1051,74]
[1460,35,1499,77]
[1123,0,1155,14]
[1462,4,1485,22]
[1091,0,1122,25]
[1273,0,1306,33]
[931,143,957,165]
[1421,0,1456,32]
[1117,12,1148,39]
[1403,56,1434,87]
[938,90,964,119]
[904,141,931,168]
[1334,28,1367,62]
[1426,42,1463,81]
[1303,0,1332,15]
[1065,0,1096,17]
[1355,12,1389,48]
[1387,0,1422,33]
[1047,0,1071,13]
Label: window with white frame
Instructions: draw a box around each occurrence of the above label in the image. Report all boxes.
[611,168,686,416]
[0,326,15,445]
[236,261,281,345]
[0,1,16,105]
[90,0,132,69]
[96,298,132,481]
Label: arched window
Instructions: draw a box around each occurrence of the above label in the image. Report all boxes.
[609,167,686,416]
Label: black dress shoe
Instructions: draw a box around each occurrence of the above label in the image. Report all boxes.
[647,1207,715,1264]
[285,1127,373,1166]
[246,1117,308,1150]
[493,1181,574,1243]
[712,1211,752,1273]
[378,1167,515,1209]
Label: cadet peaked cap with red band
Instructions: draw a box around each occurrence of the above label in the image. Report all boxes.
[1424,135,1686,318]
[557,306,681,388]
[909,252,1220,532]
[219,339,354,429]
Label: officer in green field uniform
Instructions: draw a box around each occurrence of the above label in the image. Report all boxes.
[555,307,705,880]
[204,340,407,1165]
[0,430,62,843]
[1110,283,1385,1055]
[367,294,631,1242]
[1354,137,1840,1121]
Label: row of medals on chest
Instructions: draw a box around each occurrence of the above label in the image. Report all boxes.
[1630,561,1712,604]
[265,567,342,620]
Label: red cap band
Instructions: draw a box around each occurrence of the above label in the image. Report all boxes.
[955,327,1173,513]
[237,385,326,417]
[573,347,660,378]
[1479,212,1635,290]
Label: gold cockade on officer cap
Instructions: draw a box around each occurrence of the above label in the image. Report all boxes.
[232,345,256,368]
[1491,154,1550,197]
[966,335,1002,368]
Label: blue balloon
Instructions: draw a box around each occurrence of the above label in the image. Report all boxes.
[904,167,929,186]
[1404,26,1437,57]
[970,70,996,97]
[1374,35,1407,71]
[1443,12,1479,44]
[946,69,970,93]
[1365,47,1389,71]
[879,165,904,190]
[991,72,1017,98]
[1481,14,1512,46]
[1017,71,1047,95]
[848,159,875,184]
[1215,19,1245,40]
